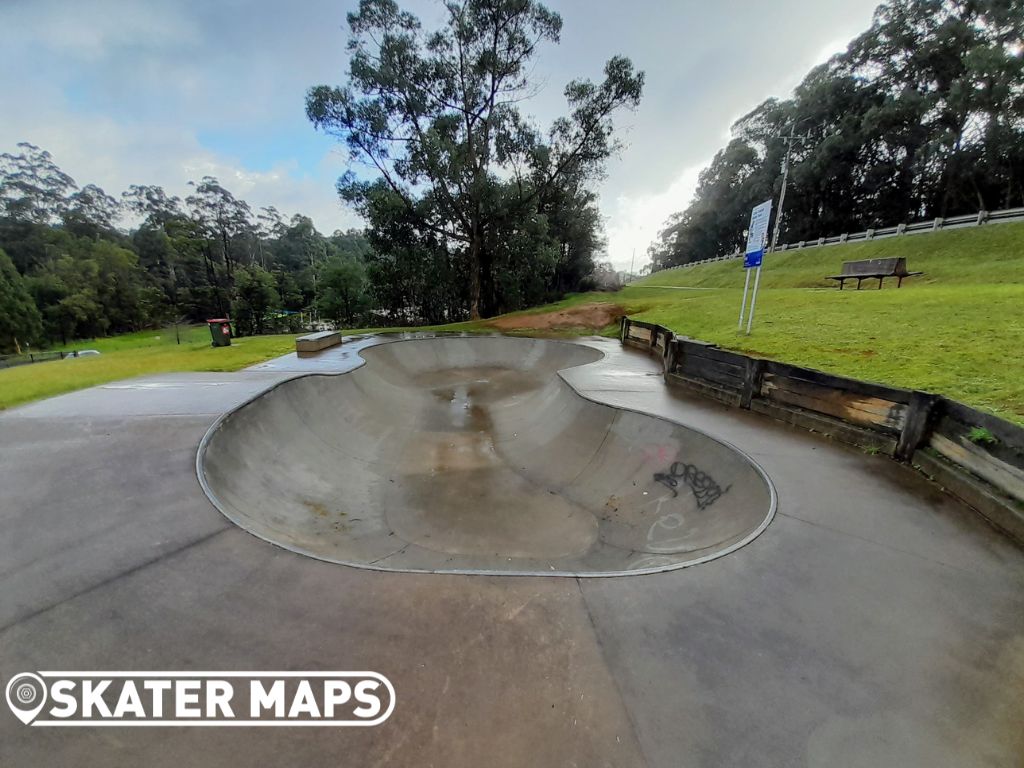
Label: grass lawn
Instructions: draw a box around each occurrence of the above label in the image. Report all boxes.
[0,328,301,411]
[2,222,1021,421]
[622,222,1024,423]
[0,321,496,411]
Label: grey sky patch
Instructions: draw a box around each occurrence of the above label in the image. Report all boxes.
[0,0,879,269]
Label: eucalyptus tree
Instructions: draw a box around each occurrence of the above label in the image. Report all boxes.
[0,142,78,223]
[122,184,184,229]
[64,183,122,234]
[255,205,286,267]
[307,0,643,318]
[186,176,253,281]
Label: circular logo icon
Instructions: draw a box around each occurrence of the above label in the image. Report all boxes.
[5,672,47,725]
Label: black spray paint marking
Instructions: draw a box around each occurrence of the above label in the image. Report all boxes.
[653,462,730,510]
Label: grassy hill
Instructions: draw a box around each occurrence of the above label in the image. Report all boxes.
[1,222,1021,422]
[620,222,1024,422]
[632,222,1024,289]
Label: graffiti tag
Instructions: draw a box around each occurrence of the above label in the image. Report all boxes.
[653,462,730,510]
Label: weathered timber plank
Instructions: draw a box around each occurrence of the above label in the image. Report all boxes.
[627,319,660,332]
[913,450,1024,543]
[762,360,912,404]
[895,391,939,462]
[623,338,653,352]
[749,399,898,455]
[680,343,749,367]
[666,372,742,407]
[680,358,744,390]
[681,353,744,378]
[940,400,1024,455]
[763,374,903,420]
[933,414,1024,473]
[627,326,652,343]
[929,432,1024,503]
[740,358,765,410]
[761,373,907,432]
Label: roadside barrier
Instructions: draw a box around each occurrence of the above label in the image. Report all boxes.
[651,206,1024,273]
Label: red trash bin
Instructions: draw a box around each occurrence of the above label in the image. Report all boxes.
[206,318,232,347]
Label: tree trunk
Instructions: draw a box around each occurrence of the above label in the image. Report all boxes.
[468,231,482,320]
[479,244,495,318]
[203,246,226,318]
[221,230,233,281]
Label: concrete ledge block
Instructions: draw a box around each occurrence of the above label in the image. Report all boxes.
[296,331,342,354]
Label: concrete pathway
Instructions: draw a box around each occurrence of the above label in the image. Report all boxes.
[1,335,1021,767]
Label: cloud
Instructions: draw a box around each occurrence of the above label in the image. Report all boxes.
[0,22,357,234]
[603,162,704,272]
[0,102,357,234]
[0,0,882,270]
[0,0,201,61]
[583,0,880,270]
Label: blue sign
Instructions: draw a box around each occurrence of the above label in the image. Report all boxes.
[743,199,773,269]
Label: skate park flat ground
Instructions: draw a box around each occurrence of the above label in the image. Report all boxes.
[1,334,1023,766]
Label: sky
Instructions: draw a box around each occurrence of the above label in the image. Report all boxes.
[0,0,881,271]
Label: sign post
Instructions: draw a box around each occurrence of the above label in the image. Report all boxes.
[739,200,772,334]
[737,268,752,331]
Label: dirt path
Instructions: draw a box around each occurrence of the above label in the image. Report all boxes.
[488,302,625,332]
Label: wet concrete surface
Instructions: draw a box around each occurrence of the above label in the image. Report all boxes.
[200,337,774,575]
[1,334,1022,766]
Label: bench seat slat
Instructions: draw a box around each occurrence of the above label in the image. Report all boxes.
[825,257,922,288]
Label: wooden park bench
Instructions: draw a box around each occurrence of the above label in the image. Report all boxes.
[826,257,922,290]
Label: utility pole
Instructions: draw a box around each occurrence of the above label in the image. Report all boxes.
[769,126,813,255]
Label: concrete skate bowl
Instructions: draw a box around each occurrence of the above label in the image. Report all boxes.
[198,336,776,576]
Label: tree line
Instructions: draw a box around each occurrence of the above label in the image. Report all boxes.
[649,0,1024,269]
[1,0,642,354]
[0,142,381,354]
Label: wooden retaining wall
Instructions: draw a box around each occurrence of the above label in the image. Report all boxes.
[620,317,1024,543]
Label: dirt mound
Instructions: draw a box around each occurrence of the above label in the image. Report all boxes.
[489,302,625,332]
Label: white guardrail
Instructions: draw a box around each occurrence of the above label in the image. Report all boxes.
[653,206,1024,273]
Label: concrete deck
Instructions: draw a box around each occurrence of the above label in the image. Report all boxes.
[1,334,1022,766]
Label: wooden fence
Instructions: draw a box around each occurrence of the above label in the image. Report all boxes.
[0,350,78,369]
[621,317,1024,543]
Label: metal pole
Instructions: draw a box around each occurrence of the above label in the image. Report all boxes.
[745,141,788,336]
[629,248,635,283]
[770,127,812,252]
[738,268,752,330]
[770,139,792,254]
[746,128,811,335]
[745,264,763,335]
